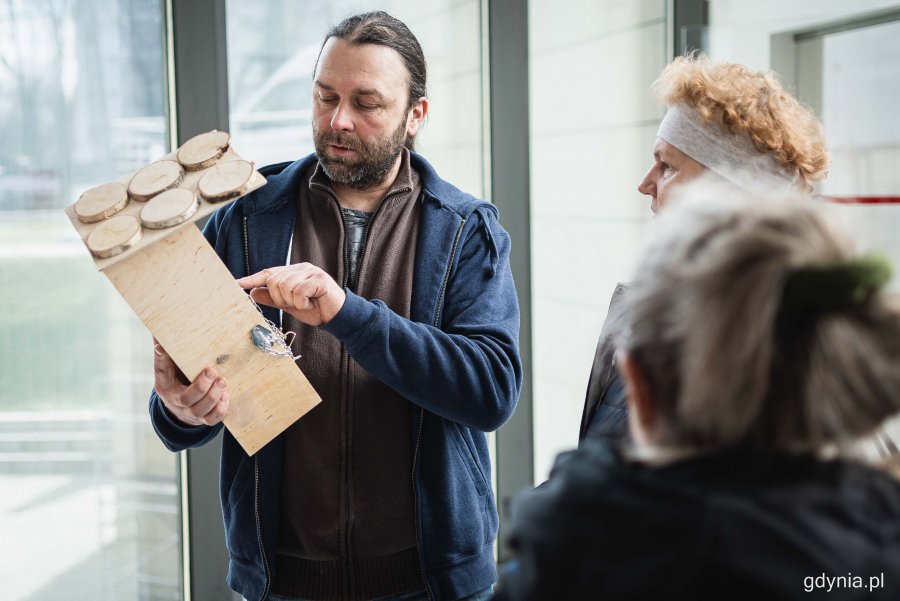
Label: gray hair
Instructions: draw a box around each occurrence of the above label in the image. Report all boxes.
[622,181,900,451]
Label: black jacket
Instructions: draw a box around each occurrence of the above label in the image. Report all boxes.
[579,284,629,443]
[495,439,900,600]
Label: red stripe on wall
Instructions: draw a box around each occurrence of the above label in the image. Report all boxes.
[824,196,900,204]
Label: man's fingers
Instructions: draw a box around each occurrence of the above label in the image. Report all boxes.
[168,390,228,427]
[239,263,342,324]
[266,271,291,307]
[249,272,308,309]
[182,383,227,420]
[153,342,177,388]
[200,394,229,425]
[249,287,275,307]
[173,371,224,409]
[153,342,228,427]
[236,266,287,289]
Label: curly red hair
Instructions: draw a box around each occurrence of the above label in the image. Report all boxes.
[654,55,829,191]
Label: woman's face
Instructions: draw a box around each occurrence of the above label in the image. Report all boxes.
[637,139,706,213]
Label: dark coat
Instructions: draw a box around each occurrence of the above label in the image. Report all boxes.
[495,439,900,600]
[579,284,630,443]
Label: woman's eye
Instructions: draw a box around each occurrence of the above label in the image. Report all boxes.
[661,162,672,172]
[318,96,337,104]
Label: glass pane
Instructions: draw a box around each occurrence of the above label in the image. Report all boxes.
[820,19,900,288]
[0,2,182,600]
[528,0,667,482]
[705,4,900,287]
[226,0,485,197]
[820,19,900,197]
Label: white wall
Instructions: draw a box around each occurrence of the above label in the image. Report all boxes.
[708,0,900,448]
[398,0,485,198]
[528,0,667,482]
[706,1,900,284]
[708,0,900,70]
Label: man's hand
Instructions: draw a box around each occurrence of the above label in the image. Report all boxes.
[236,263,347,326]
[154,340,229,427]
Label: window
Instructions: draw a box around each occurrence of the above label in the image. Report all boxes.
[226,0,487,197]
[0,2,182,599]
[528,0,669,480]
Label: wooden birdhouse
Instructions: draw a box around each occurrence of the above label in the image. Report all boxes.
[65,131,321,456]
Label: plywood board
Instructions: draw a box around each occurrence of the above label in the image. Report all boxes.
[104,225,321,456]
[65,133,322,455]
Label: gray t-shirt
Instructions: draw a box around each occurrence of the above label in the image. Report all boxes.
[340,207,374,292]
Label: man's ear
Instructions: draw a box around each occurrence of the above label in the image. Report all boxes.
[617,350,657,446]
[406,96,428,137]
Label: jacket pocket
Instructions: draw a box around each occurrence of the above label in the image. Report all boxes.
[221,457,256,560]
[449,422,489,497]
[420,418,498,567]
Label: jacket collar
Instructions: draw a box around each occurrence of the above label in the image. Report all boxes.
[242,151,487,218]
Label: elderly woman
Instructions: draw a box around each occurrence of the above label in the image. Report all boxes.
[495,189,900,600]
[580,55,830,443]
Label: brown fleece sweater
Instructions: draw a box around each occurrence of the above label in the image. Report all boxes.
[274,150,424,601]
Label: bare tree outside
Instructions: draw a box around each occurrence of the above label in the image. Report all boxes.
[0,2,181,600]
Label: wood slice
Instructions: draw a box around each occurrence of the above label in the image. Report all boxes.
[198,159,254,202]
[176,130,231,171]
[74,182,129,223]
[86,215,143,259]
[140,188,199,229]
[128,160,185,202]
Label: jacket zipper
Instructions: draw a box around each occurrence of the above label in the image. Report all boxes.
[245,216,272,601]
[412,216,467,601]
[340,212,352,600]
[243,216,250,277]
[433,219,466,326]
[341,348,352,601]
[254,456,271,601]
[338,193,394,600]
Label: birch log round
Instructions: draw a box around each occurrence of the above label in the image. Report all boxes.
[86,215,143,259]
[198,159,254,202]
[140,188,199,229]
[176,130,232,171]
[128,160,185,202]
[74,182,129,223]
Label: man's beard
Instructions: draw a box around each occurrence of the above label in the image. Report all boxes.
[313,117,408,190]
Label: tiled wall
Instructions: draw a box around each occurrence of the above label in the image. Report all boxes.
[528,0,668,481]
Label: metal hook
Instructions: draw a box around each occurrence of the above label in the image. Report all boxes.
[250,324,301,360]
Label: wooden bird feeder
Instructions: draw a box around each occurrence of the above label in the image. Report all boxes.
[65,131,321,456]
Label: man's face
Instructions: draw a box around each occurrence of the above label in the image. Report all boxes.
[637,139,706,213]
[312,37,425,190]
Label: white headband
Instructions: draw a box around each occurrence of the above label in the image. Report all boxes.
[657,104,796,197]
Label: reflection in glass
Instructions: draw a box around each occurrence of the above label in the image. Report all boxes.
[819,19,900,292]
[226,0,486,197]
[821,19,900,197]
[0,1,182,599]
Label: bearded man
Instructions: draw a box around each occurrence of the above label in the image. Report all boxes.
[148,12,521,601]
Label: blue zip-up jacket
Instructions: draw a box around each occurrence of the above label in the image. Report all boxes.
[148,153,522,601]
